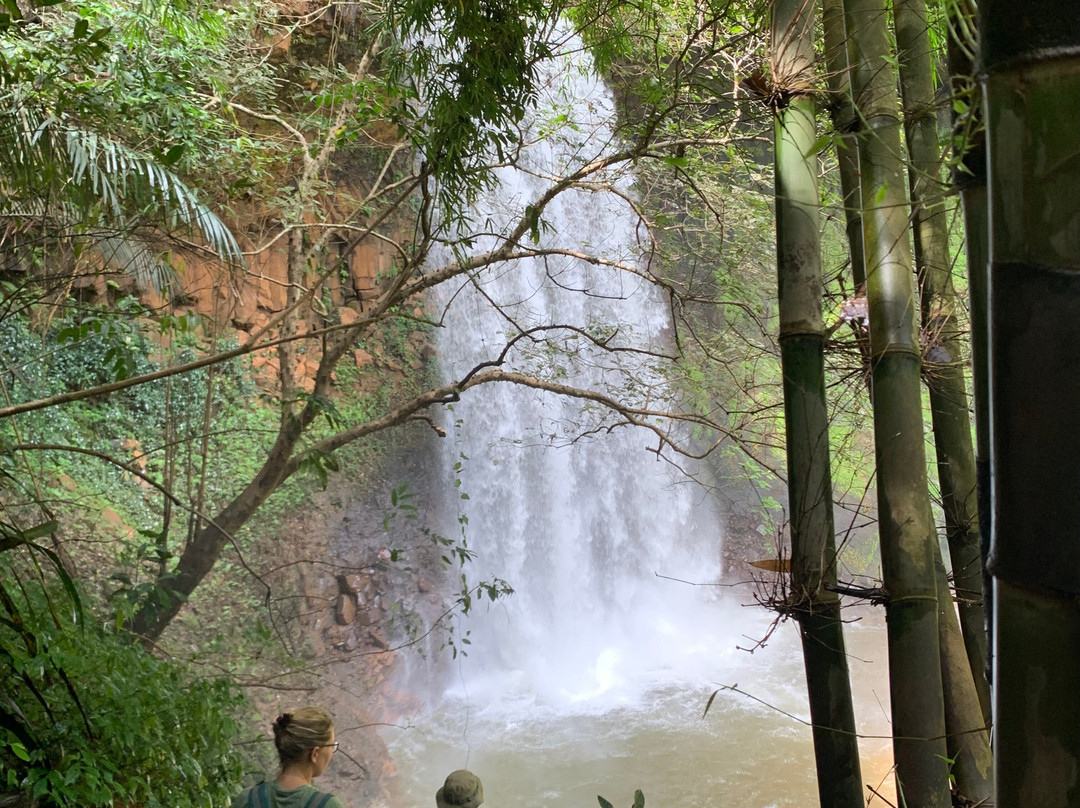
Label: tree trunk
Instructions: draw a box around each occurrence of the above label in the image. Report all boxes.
[130,415,305,640]
[842,0,950,804]
[893,0,991,728]
[772,2,864,805]
[980,4,1080,805]
[129,307,378,641]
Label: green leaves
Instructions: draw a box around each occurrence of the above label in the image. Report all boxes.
[1,520,245,808]
[0,110,243,265]
[0,0,272,272]
[386,0,562,214]
[162,143,185,166]
[598,789,646,808]
[525,203,542,244]
[806,132,837,158]
[55,305,152,385]
[0,520,82,629]
[297,449,340,490]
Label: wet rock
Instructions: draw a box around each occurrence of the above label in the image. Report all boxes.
[337,573,358,595]
[332,637,356,653]
[334,593,356,625]
[339,573,373,602]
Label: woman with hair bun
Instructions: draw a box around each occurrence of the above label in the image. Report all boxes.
[233,706,345,808]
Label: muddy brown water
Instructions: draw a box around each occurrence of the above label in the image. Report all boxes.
[379,605,895,808]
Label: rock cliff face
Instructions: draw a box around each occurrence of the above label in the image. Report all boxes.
[71,210,399,395]
[244,427,448,807]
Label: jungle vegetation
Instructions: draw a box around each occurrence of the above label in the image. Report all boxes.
[0,0,1071,805]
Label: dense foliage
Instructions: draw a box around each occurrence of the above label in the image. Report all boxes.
[0,539,245,807]
[0,0,261,274]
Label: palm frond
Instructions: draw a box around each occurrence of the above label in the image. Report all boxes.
[0,198,179,295]
[0,105,242,266]
[95,234,177,295]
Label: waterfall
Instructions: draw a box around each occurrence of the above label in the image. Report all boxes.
[382,35,893,808]
[424,39,728,707]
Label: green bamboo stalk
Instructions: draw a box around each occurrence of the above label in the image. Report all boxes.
[842,0,950,804]
[821,0,865,289]
[896,6,994,780]
[981,4,1080,804]
[773,4,863,801]
[944,0,993,700]
[893,0,991,728]
[932,545,994,805]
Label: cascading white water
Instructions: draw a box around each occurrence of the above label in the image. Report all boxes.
[418,37,732,706]
[382,38,893,808]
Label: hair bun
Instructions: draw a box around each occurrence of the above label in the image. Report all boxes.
[273,713,292,733]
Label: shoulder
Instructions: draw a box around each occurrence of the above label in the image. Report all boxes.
[307,787,345,808]
[231,783,265,808]
[302,785,345,808]
[273,783,344,808]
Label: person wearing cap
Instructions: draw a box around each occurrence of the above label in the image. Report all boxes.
[436,769,484,808]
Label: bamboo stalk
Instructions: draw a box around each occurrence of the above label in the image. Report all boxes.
[842,0,950,803]
[894,0,991,738]
[981,3,1080,803]
[773,2,863,804]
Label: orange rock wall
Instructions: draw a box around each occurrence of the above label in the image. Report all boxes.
[71,229,397,395]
